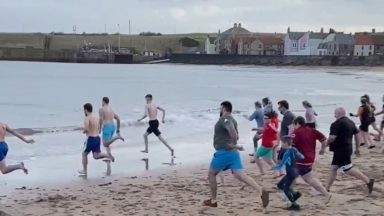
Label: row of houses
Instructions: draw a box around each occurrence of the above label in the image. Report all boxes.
[205,24,384,56]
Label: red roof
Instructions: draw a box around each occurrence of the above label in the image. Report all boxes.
[372,34,384,45]
[354,33,373,45]
[259,37,283,45]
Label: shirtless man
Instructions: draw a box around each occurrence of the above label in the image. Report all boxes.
[79,103,112,175]
[99,97,124,162]
[0,122,34,175]
[137,94,174,156]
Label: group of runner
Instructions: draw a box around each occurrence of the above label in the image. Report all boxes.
[0,94,173,176]
[204,95,383,210]
[1,93,383,211]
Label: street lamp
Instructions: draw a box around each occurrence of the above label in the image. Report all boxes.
[117,24,121,53]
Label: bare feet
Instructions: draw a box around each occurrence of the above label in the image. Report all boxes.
[141,150,148,153]
[78,170,87,176]
[117,135,125,142]
[171,149,175,157]
[20,162,28,174]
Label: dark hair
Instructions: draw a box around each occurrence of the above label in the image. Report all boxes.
[362,94,370,103]
[278,100,289,110]
[255,101,262,108]
[84,103,93,112]
[265,111,278,119]
[145,94,153,99]
[102,97,109,104]
[221,101,232,113]
[294,116,306,126]
[302,100,312,108]
[262,97,270,105]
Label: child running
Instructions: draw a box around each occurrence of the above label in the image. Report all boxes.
[273,143,305,211]
[254,111,279,175]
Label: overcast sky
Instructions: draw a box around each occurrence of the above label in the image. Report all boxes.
[1,0,383,34]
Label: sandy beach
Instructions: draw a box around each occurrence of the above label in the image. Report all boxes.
[1,141,383,216]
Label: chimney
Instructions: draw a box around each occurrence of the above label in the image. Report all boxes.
[320,27,324,33]
[372,28,376,33]
[287,27,290,33]
[238,23,242,28]
[234,23,238,28]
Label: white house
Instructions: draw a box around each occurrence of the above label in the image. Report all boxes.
[284,28,328,55]
[205,35,217,54]
[354,33,374,56]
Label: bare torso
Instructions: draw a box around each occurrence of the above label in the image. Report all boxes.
[0,123,6,141]
[146,103,158,120]
[84,114,100,137]
[100,105,115,125]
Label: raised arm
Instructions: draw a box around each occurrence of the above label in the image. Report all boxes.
[5,125,34,144]
[157,106,166,123]
[114,113,121,134]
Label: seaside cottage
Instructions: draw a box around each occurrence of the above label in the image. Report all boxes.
[215,23,252,54]
[205,35,217,54]
[284,27,328,56]
[354,32,374,56]
[372,34,384,56]
[321,33,354,56]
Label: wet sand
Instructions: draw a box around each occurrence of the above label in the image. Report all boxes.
[1,140,383,216]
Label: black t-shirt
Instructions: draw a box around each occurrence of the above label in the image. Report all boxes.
[329,116,358,152]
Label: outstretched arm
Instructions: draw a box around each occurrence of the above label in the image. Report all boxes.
[138,106,148,122]
[157,106,166,123]
[5,125,34,144]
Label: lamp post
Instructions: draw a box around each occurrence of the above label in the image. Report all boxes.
[117,24,121,53]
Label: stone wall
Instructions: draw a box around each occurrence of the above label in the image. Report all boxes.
[170,54,384,66]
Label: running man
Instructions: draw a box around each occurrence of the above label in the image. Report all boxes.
[350,96,375,148]
[244,101,264,162]
[291,116,332,201]
[262,97,274,115]
[203,101,269,208]
[0,122,34,175]
[137,94,174,156]
[99,97,124,162]
[322,107,374,193]
[79,103,113,175]
[302,100,317,128]
[277,100,296,162]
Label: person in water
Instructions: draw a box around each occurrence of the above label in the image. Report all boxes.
[137,94,174,156]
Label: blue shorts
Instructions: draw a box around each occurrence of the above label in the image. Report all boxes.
[210,149,243,172]
[0,142,8,161]
[102,123,116,142]
[83,136,101,154]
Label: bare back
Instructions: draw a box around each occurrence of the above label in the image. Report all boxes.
[0,123,6,141]
[146,103,158,120]
[100,105,115,124]
[84,114,100,137]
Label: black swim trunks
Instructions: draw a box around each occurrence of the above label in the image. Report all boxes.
[331,149,352,168]
[147,120,161,136]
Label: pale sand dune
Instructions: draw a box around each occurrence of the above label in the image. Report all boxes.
[1,143,384,216]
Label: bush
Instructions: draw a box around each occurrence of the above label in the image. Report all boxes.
[179,37,200,47]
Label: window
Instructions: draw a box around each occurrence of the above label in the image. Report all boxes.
[293,43,297,48]
[369,45,372,50]
[369,52,372,56]
[334,44,337,50]
[259,44,262,49]
[303,43,306,48]
[362,46,364,50]
[319,51,322,55]
[356,52,359,56]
